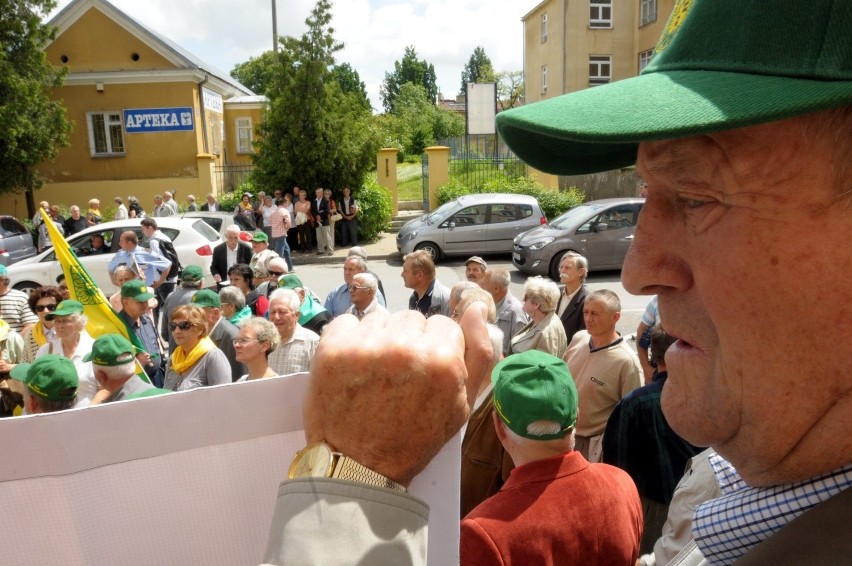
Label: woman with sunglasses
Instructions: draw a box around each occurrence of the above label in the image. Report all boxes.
[162,304,230,391]
[234,317,280,381]
[21,286,65,362]
[37,300,98,406]
[508,276,568,359]
[228,263,267,317]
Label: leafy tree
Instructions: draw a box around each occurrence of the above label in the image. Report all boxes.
[251,0,380,194]
[331,62,370,110]
[230,50,278,95]
[496,70,524,110]
[380,46,437,113]
[381,83,464,156]
[459,46,495,94]
[0,0,71,213]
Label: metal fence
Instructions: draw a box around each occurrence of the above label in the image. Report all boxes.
[438,134,528,192]
[213,164,254,194]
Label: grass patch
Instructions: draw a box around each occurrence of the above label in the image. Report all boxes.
[397,162,423,201]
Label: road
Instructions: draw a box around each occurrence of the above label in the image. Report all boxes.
[291,255,650,344]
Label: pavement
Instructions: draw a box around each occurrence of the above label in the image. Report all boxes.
[290,231,401,266]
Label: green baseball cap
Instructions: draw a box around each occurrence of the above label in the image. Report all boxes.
[45,299,83,320]
[492,350,577,441]
[83,334,137,366]
[180,265,203,282]
[121,279,155,301]
[192,289,221,308]
[251,231,269,243]
[0,265,7,276]
[278,274,304,290]
[10,354,79,402]
[496,0,852,175]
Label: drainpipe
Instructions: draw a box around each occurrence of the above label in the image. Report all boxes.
[198,74,210,154]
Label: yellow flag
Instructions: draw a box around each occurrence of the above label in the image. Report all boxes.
[40,210,151,383]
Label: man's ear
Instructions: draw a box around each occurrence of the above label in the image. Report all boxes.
[492,410,507,442]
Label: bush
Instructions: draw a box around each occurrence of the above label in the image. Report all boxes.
[355,178,393,242]
[437,175,585,220]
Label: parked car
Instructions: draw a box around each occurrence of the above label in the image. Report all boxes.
[0,216,38,267]
[512,198,645,280]
[181,211,242,240]
[6,217,221,295]
[396,193,546,261]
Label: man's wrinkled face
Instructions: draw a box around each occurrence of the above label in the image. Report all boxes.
[122,298,147,320]
[342,258,362,285]
[207,195,216,205]
[559,257,585,289]
[268,299,298,339]
[465,263,485,283]
[582,299,618,337]
[401,260,420,290]
[226,231,239,247]
[621,113,850,484]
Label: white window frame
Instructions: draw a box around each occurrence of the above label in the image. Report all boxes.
[236,117,253,154]
[638,49,654,72]
[640,0,658,26]
[541,12,548,42]
[86,111,125,157]
[590,0,612,29]
[541,65,548,94]
[589,55,612,87]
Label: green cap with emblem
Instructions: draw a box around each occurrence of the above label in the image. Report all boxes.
[83,334,137,366]
[492,350,577,441]
[496,0,852,176]
[45,299,84,320]
[180,265,203,282]
[121,279,155,301]
[251,231,269,243]
[191,289,221,308]
[10,354,79,401]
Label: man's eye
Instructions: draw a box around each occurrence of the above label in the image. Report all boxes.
[686,198,709,209]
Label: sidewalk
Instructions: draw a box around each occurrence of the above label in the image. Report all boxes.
[290,231,401,266]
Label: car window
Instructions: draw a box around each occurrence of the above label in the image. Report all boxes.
[70,230,114,256]
[426,200,461,224]
[198,217,223,232]
[602,205,637,229]
[518,204,533,218]
[191,219,219,242]
[550,203,605,230]
[489,204,518,224]
[446,206,486,227]
[0,217,27,236]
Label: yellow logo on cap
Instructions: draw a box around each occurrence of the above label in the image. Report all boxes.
[656,0,694,53]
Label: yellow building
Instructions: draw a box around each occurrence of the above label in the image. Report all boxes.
[0,0,264,218]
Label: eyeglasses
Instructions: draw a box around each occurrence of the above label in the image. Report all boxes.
[348,285,369,292]
[268,271,285,276]
[168,321,194,332]
[232,338,261,346]
[34,304,58,313]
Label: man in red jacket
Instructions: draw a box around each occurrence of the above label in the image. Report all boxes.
[461,349,642,565]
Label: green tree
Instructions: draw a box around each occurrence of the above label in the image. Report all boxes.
[252,0,380,193]
[383,83,464,156]
[331,62,370,110]
[496,70,524,110]
[380,46,437,113]
[230,50,278,95]
[0,0,71,213]
[459,46,495,94]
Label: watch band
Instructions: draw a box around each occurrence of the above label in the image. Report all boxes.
[333,456,408,493]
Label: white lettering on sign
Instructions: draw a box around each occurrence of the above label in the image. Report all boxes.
[202,88,223,113]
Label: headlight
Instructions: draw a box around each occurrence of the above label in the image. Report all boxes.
[400,231,417,241]
[528,238,554,250]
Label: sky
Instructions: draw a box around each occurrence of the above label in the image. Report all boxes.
[49,0,537,111]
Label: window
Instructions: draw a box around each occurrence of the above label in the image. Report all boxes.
[446,206,485,227]
[207,114,223,156]
[589,55,612,86]
[489,204,518,225]
[87,112,125,156]
[590,0,612,29]
[236,117,253,154]
[541,65,548,94]
[541,12,548,42]
[638,49,654,72]
[640,0,657,26]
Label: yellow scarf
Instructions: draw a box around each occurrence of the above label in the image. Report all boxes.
[32,321,48,346]
[88,208,102,222]
[239,201,253,211]
[0,319,8,342]
[170,336,215,374]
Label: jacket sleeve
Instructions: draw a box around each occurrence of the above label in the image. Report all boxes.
[460,518,504,566]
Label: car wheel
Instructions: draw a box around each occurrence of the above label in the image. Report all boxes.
[13,281,42,296]
[414,242,441,262]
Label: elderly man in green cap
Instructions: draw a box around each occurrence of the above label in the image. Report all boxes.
[192,289,244,382]
[277,274,331,336]
[86,334,158,403]
[118,280,164,388]
[11,354,78,414]
[249,231,279,280]
[262,2,851,564]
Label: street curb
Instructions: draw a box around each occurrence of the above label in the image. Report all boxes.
[289,231,402,266]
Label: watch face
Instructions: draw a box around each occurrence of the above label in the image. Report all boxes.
[288,443,334,479]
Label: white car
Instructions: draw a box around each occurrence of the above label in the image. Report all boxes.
[7,217,221,295]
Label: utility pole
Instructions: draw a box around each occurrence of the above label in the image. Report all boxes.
[272,0,278,53]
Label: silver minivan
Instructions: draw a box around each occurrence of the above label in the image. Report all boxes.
[396,193,546,261]
[512,198,645,280]
[0,216,37,267]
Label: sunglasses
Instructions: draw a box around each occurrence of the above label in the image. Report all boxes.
[34,304,58,313]
[168,321,194,332]
[268,271,285,276]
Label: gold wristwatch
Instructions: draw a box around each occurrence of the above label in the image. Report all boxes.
[288,442,407,492]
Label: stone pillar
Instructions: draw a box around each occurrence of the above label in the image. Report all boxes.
[424,146,450,213]
[376,148,399,215]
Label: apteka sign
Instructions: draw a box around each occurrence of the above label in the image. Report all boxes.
[124,107,194,133]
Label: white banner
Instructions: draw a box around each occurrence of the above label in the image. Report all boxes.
[0,373,460,565]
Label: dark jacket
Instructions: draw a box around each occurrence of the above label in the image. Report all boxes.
[310,196,330,226]
[211,241,252,281]
[557,284,589,342]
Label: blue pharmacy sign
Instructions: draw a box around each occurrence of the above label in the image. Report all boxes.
[124,107,194,133]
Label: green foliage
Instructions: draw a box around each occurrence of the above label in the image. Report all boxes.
[0,0,72,197]
[230,50,278,95]
[460,46,495,94]
[251,0,380,194]
[437,176,585,220]
[331,62,371,111]
[377,83,464,157]
[354,178,393,241]
[496,70,524,110]
[380,46,438,113]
